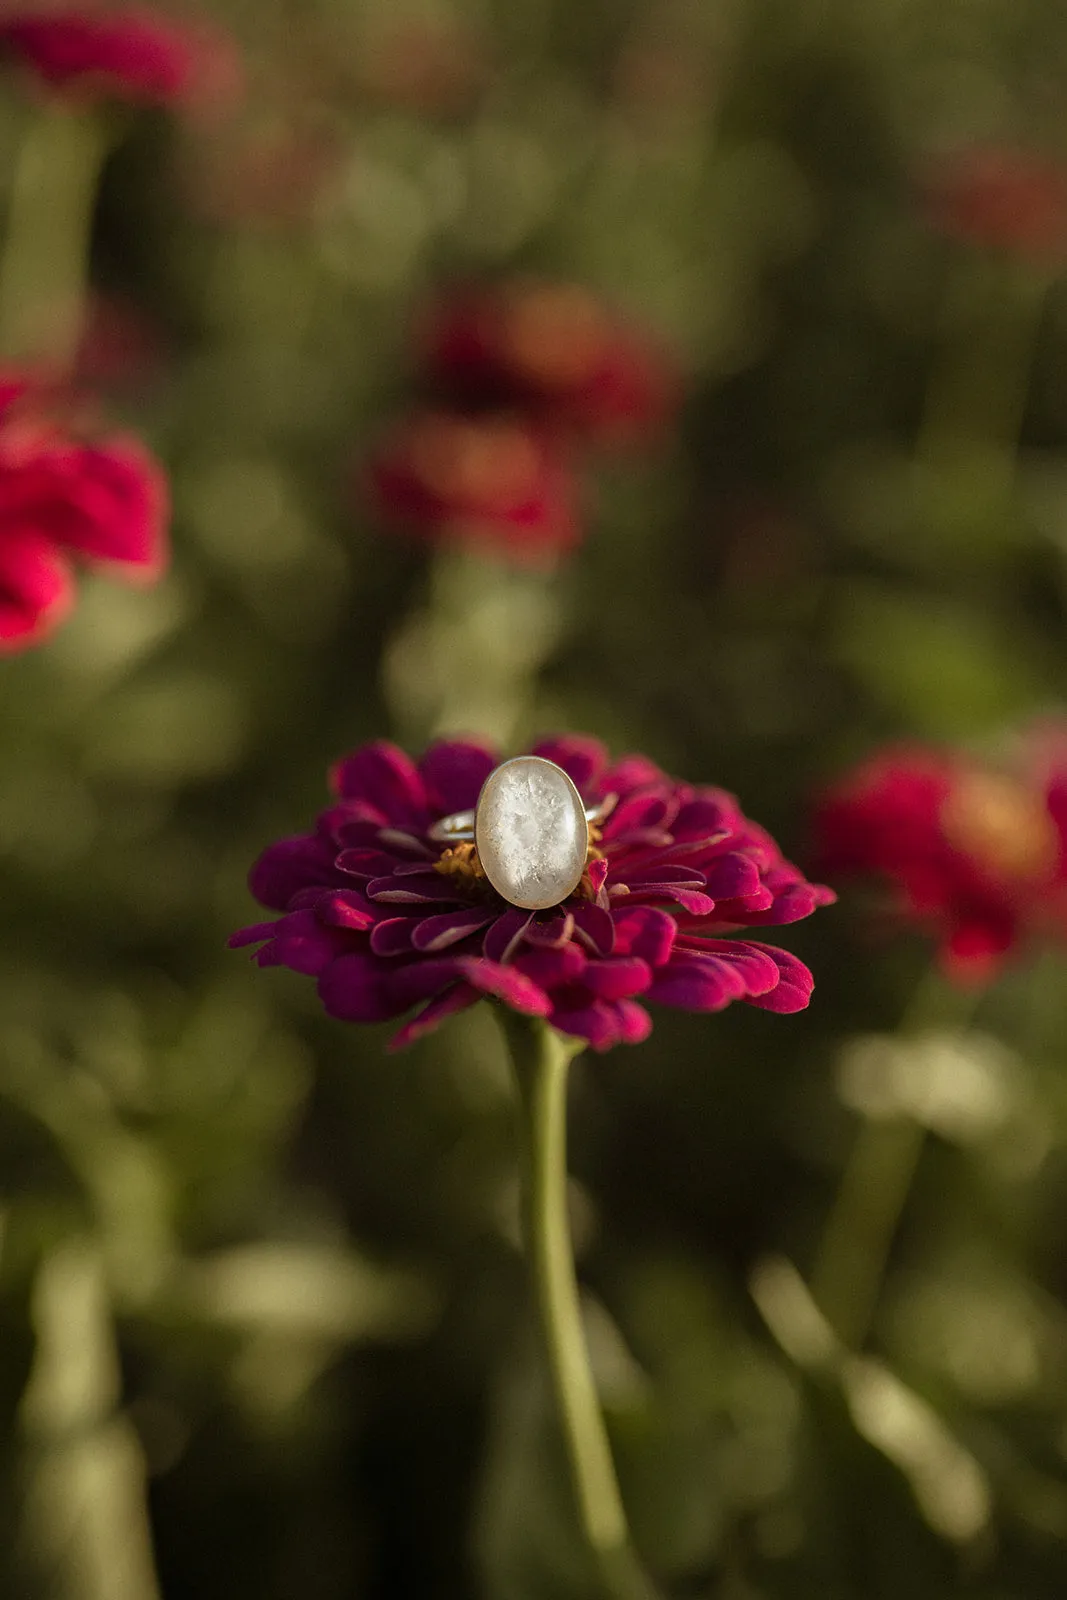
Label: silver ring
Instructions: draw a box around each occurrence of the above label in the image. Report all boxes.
[429,755,615,910]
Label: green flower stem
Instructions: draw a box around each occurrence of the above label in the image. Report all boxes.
[504,1016,656,1600]
[382,546,562,749]
[809,1113,927,1351]
[810,968,981,1349]
[0,100,111,370]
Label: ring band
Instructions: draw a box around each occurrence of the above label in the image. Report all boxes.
[428,797,613,843]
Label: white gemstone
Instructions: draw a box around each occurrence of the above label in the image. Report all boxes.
[475,756,588,910]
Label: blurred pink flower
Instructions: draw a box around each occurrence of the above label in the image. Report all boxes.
[231,735,834,1052]
[921,146,1067,259]
[0,5,242,111]
[814,741,1067,983]
[421,281,678,447]
[366,409,581,565]
[0,371,168,653]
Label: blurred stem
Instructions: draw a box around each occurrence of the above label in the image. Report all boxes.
[916,251,1049,552]
[0,101,110,370]
[382,545,562,748]
[810,967,980,1349]
[504,1016,656,1600]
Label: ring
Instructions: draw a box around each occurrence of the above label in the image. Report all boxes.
[429,755,615,910]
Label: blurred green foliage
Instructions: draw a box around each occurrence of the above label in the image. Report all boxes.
[6,0,1067,1596]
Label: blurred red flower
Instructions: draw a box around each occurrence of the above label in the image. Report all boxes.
[421,282,678,447]
[0,5,241,111]
[366,409,580,565]
[921,146,1067,259]
[0,371,168,653]
[814,743,1067,983]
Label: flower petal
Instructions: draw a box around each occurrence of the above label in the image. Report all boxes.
[624,883,716,916]
[0,528,74,652]
[420,738,497,815]
[329,740,428,821]
[531,735,608,795]
[367,873,463,905]
[411,906,496,952]
[228,920,277,950]
[740,943,816,1013]
[249,833,339,911]
[582,957,652,999]
[22,435,169,579]
[524,911,575,948]
[570,902,616,956]
[389,955,551,1017]
[646,949,761,1011]
[370,917,415,957]
[513,944,587,989]
[483,908,534,963]
[388,983,482,1050]
[251,909,353,976]
[611,906,676,966]
[315,890,375,930]
[548,999,620,1051]
[701,852,764,902]
[610,999,653,1044]
[318,952,400,1021]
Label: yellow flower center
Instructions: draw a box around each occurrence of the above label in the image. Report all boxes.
[409,416,541,505]
[501,286,608,390]
[940,771,1057,882]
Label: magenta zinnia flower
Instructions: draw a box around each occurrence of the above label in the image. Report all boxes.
[421,281,678,449]
[366,409,580,565]
[0,6,241,111]
[0,370,168,652]
[814,738,1067,983]
[230,736,834,1051]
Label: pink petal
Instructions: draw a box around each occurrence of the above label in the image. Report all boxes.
[318,952,400,1022]
[701,853,763,901]
[514,943,587,989]
[420,738,497,815]
[0,527,74,651]
[248,832,339,911]
[315,890,375,930]
[599,787,673,839]
[523,911,575,948]
[548,999,619,1051]
[228,920,278,950]
[335,847,401,879]
[410,906,496,952]
[610,999,653,1044]
[530,734,608,794]
[388,983,482,1050]
[483,908,534,963]
[570,903,616,956]
[367,873,463,905]
[253,909,352,976]
[452,957,551,1016]
[19,435,169,580]
[582,957,652,1000]
[740,944,816,1013]
[388,956,551,1017]
[647,953,751,1011]
[625,884,716,916]
[611,906,676,965]
[369,917,415,957]
[329,740,428,821]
